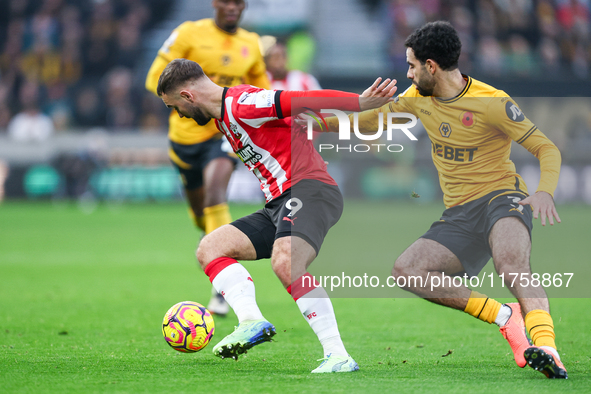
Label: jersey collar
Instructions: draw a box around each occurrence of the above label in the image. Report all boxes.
[435,74,472,104]
[211,18,239,36]
[219,87,229,122]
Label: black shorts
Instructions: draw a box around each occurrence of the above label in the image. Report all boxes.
[231,179,343,259]
[169,137,238,190]
[421,190,533,277]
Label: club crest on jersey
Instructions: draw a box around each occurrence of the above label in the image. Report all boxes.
[229,122,242,139]
[439,122,452,138]
[221,55,231,66]
[236,144,262,165]
[460,111,475,128]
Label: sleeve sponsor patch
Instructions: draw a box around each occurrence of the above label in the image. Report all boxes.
[255,90,275,108]
[237,92,256,105]
[505,100,525,122]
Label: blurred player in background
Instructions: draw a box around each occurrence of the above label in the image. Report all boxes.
[264,39,321,91]
[156,58,397,372]
[145,0,270,316]
[322,21,566,379]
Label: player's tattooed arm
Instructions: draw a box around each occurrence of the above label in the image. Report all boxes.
[518,191,561,226]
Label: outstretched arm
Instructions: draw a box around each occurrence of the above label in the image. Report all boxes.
[360,77,398,109]
[277,78,397,118]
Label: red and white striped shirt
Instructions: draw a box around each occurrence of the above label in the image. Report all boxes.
[214,85,360,202]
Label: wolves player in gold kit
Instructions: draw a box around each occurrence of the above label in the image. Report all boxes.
[145,0,270,315]
[325,22,566,379]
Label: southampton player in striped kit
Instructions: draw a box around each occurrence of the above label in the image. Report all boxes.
[156,58,397,373]
[146,0,270,316]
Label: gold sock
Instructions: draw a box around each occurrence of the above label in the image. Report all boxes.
[464,290,502,324]
[188,208,206,232]
[203,203,232,234]
[525,309,556,349]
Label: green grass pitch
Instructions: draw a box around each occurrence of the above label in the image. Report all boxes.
[1,201,590,393]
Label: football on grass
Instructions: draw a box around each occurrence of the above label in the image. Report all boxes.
[162,301,215,352]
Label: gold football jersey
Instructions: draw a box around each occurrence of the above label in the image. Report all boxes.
[146,19,270,145]
[326,76,561,208]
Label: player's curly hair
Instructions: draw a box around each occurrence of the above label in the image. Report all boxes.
[157,58,205,97]
[405,21,461,71]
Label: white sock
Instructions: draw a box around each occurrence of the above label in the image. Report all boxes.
[494,304,512,327]
[295,286,348,357]
[211,263,264,323]
[540,345,561,361]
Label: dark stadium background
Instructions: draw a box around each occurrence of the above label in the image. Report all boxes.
[0,0,589,204]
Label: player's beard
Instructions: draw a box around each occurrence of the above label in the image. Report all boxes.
[414,69,435,97]
[223,21,239,32]
[187,106,211,126]
[414,77,435,97]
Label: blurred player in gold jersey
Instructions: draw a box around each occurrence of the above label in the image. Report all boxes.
[324,21,566,379]
[145,0,270,315]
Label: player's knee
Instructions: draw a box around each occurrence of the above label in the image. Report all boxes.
[196,236,215,269]
[271,258,291,288]
[271,251,290,275]
[271,239,292,287]
[392,257,424,289]
[195,246,208,270]
[494,249,529,274]
[392,256,414,278]
[272,237,291,260]
[203,191,226,207]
